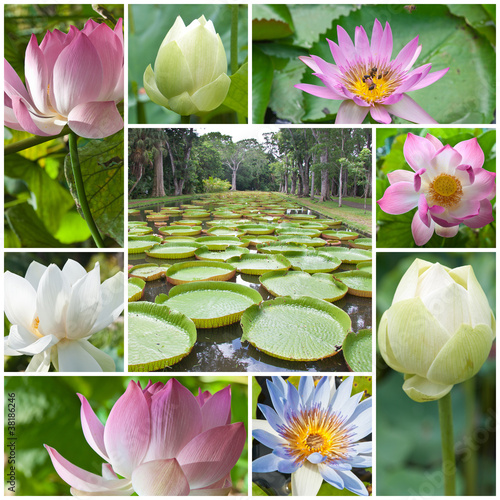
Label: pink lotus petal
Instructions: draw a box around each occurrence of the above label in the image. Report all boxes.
[403,133,437,173]
[379,21,393,62]
[453,137,485,169]
[104,381,150,478]
[387,169,414,184]
[114,18,124,45]
[144,378,203,462]
[4,59,32,102]
[431,144,463,173]
[131,458,190,496]
[456,164,475,185]
[384,94,438,124]
[380,93,404,106]
[82,18,101,36]
[298,55,320,73]
[370,19,384,57]
[310,55,341,77]
[369,104,392,124]
[447,198,480,219]
[404,44,422,71]
[418,194,431,226]
[67,101,123,139]
[463,199,494,228]
[430,214,462,228]
[200,385,232,430]
[52,32,103,116]
[354,26,370,55]
[196,388,213,407]
[327,39,347,68]
[411,211,435,246]
[10,96,62,136]
[462,169,496,200]
[377,182,419,214]
[425,133,444,151]
[24,34,49,115]
[414,168,426,191]
[78,394,109,461]
[294,83,342,101]
[45,445,130,493]
[409,66,449,91]
[177,422,246,490]
[396,73,424,94]
[335,99,369,124]
[336,25,356,61]
[435,224,459,238]
[393,36,420,71]
[191,474,233,495]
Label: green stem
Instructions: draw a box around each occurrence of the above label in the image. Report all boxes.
[464,378,477,495]
[4,127,70,155]
[438,392,456,495]
[68,132,105,248]
[180,115,191,124]
[231,5,239,76]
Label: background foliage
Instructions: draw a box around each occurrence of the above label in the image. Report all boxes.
[4,376,248,495]
[376,252,496,496]
[4,252,124,372]
[376,128,496,248]
[4,4,124,248]
[128,4,248,124]
[252,4,496,124]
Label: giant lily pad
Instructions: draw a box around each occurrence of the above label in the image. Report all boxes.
[285,213,317,220]
[349,237,372,249]
[244,235,278,246]
[277,235,327,247]
[333,271,372,297]
[156,281,263,328]
[166,261,236,285]
[145,242,202,259]
[206,227,245,237]
[241,296,351,361]
[194,245,250,262]
[195,236,247,250]
[343,329,372,372]
[317,247,372,264]
[322,230,359,240]
[357,261,372,274]
[236,223,276,235]
[128,238,161,254]
[227,254,292,275]
[159,226,202,237]
[257,242,307,254]
[129,263,169,281]
[128,277,145,302]
[259,271,348,302]
[281,250,342,273]
[128,301,197,371]
[276,227,321,237]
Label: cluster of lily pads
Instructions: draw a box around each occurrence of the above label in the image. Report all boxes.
[127,193,372,372]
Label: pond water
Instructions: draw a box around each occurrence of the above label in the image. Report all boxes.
[128,200,372,372]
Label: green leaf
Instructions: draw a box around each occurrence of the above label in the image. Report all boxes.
[53,210,92,244]
[252,48,274,124]
[343,330,372,371]
[5,203,64,248]
[252,5,294,40]
[447,5,496,46]
[64,131,124,246]
[318,481,360,496]
[223,62,248,117]
[252,483,269,496]
[252,377,262,419]
[5,154,74,234]
[477,129,496,159]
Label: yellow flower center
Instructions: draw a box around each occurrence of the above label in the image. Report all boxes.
[342,64,402,104]
[31,317,43,338]
[428,174,463,208]
[279,407,350,464]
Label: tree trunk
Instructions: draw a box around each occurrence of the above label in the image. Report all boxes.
[310,170,315,199]
[338,163,343,207]
[319,170,329,202]
[291,171,297,195]
[284,173,289,193]
[231,168,237,190]
[128,170,143,196]
[152,147,166,197]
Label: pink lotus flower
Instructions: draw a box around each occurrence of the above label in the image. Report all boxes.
[377,133,496,246]
[4,18,124,139]
[45,379,246,495]
[295,19,449,124]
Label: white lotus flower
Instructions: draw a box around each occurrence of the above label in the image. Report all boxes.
[4,259,124,372]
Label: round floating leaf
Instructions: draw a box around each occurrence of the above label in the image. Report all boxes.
[277,235,327,247]
[241,296,351,361]
[128,227,153,236]
[173,219,203,226]
[227,253,292,275]
[244,235,278,246]
[236,223,276,235]
[318,247,372,264]
[129,263,169,281]
[157,281,263,328]
[257,242,307,254]
[128,301,197,371]
[145,242,202,259]
[285,213,317,220]
[194,245,250,262]
[276,227,321,237]
[159,226,202,236]
[343,329,372,372]
[128,277,145,302]
[281,250,342,273]
[349,237,372,249]
[206,227,245,237]
[166,261,236,285]
[260,270,348,302]
[322,230,359,240]
[195,235,247,250]
[357,261,372,274]
[333,270,372,297]
[128,240,158,254]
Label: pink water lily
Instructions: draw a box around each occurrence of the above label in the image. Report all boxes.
[295,19,449,124]
[377,133,496,246]
[45,379,246,496]
[4,18,124,139]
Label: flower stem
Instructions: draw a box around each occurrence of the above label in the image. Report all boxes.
[68,132,105,248]
[4,127,70,155]
[464,378,477,495]
[231,5,239,76]
[180,115,191,124]
[438,392,456,495]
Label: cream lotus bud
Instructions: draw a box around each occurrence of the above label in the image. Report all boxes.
[378,259,495,403]
[143,15,231,116]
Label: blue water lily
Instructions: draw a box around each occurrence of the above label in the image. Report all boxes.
[253,376,372,496]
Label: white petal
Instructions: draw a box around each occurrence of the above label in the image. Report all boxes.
[5,324,39,352]
[26,351,52,372]
[291,461,323,496]
[89,272,124,335]
[25,261,48,290]
[62,259,89,286]
[56,339,105,372]
[252,418,279,437]
[4,271,37,328]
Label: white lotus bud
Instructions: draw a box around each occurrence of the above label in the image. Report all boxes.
[143,15,231,116]
[378,259,495,402]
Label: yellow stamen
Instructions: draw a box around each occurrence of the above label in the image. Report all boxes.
[32,317,44,338]
[429,174,463,208]
[280,408,350,464]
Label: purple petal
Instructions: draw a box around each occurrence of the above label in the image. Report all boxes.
[200,385,231,430]
[403,132,437,172]
[298,55,320,73]
[384,94,438,124]
[252,429,285,449]
[78,394,108,461]
[318,463,344,489]
[410,67,449,91]
[177,422,246,490]
[294,83,342,101]
[414,168,426,191]
[336,470,369,496]
[327,39,347,68]
[379,21,393,62]
[258,403,284,432]
[335,100,369,124]
[336,25,356,61]
[369,104,392,124]
[447,198,480,219]
[412,210,434,246]
[278,458,301,474]
[67,101,123,139]
[453,137,485,170]
[393,36,420,70]
[103,381,150,478]
[463,199,494,228]
[369,19,384,57]
[131,458,190,496]
[354,25,370,55]
[252,453,281,473]
[377,182,419,214]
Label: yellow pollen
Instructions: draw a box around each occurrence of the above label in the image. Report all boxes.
[32,317,43,338]
[279,408,350,464]
[429,174,463,208]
